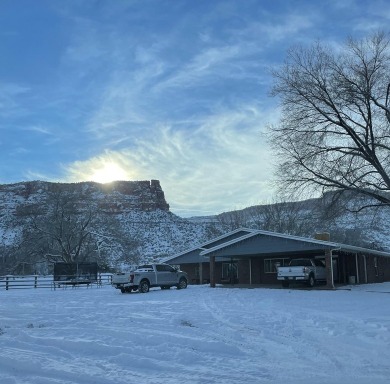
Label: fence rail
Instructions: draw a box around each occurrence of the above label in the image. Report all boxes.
[0,274,113,290]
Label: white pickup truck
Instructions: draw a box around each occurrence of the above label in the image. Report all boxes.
[277,258,326,288]
[112,263,188,293]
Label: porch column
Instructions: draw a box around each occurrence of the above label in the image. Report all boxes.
[210,256,216,288]
[355,253,360,284]
[325,249,334,289]
[249,258,252,285]
[363,255,367,283]
[199,262,203,284]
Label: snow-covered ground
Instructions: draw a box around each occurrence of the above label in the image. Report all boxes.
[1,283,390,384]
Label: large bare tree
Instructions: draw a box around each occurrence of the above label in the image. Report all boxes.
[23,186,139,268]
[269,32,390,209]
[25,191,98,264]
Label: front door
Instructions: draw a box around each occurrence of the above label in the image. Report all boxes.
[222,262,238,284]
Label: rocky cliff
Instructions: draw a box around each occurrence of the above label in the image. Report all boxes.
[0,180,215,272]
[0,179,170,218]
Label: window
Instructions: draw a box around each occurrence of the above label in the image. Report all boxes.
[156,264,176,272]
[138,265,152,270]
[165,265,176,272]
[264,258,289,273]
[314,259,325,267]
[289,259,311,267]
[222,263,238,279]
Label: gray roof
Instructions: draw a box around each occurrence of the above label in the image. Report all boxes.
[162,228,249,264]
[162,247,208,264]
[164,228,390,264]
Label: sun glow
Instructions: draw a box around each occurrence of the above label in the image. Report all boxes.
[90,162,129,183]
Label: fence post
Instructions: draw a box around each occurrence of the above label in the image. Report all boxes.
[34,275,38,288]
[6,275,9,290]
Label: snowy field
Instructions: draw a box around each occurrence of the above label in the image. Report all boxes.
[1,284,390,384]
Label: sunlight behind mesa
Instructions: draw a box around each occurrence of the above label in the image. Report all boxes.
[90,162,129,183]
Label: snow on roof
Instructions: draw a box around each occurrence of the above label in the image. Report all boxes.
[199,228,390,258]
[164,227,390,264]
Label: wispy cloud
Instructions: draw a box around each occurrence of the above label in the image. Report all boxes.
[3,0,386,216]
[153,44,243,91]
[57,5,288,216]
[23,126,53,135]
[0,82,30,118]
[64,103,277,216]
[24,170,55,181]
[248,14,314,45]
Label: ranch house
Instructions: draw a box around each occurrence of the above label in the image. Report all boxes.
[164,228,390,288]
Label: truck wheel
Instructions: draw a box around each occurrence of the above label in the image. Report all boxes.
[139,280,150,293]
[282,281,289,288]
[307,274,315,288]
[177,278,188,290]
[120,287,125,293]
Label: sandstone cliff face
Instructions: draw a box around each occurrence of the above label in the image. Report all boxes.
[96,179,170,213]
[0,179,170,219]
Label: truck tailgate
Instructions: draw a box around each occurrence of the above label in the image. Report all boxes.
[277,266,305,279]
[112,273,132,284]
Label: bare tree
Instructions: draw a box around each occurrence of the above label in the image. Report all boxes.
[93,223,142,270]
[214,197,316,236]
[269,32,390,210]
[216,209,248,231]
[26,192,96,264]
[249,200,314,236]
[19,185,142,271]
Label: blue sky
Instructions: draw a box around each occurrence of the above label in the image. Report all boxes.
[1,0,389,217]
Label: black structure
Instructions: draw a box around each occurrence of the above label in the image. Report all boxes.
[53,262,98,285]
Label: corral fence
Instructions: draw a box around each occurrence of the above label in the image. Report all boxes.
[0,273,113,290]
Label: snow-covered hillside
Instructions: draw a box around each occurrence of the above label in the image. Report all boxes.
[2,180,390,272]
[214,193,390,251]
[1,283,390,383]
[0,181,216,268]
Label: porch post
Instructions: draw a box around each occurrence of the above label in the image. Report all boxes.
[355,253,360,284]
[249,258,252,285]
[210,256,216,288]
[325,249,334,289]
[363,255,367,283]
[199,262,203,285]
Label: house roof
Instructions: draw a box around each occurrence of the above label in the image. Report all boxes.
[162,247,208,264]
[162,228,249,264]
[164,227,390,264]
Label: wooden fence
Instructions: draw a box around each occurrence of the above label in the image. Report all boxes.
[0,274,113,290]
